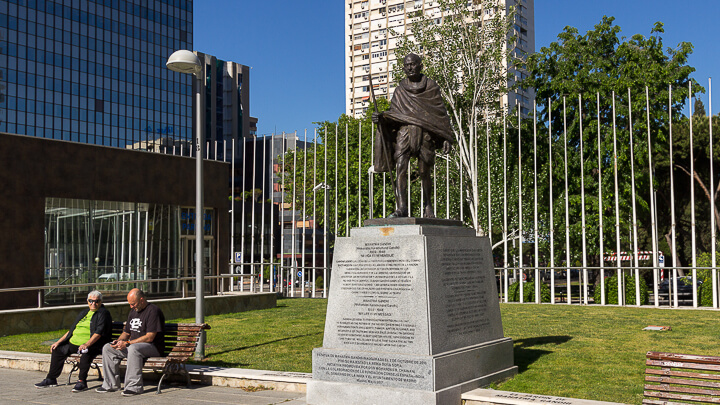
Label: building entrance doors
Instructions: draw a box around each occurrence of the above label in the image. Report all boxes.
[181,236,214,297]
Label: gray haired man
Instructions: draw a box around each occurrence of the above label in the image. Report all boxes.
[96,288,164,396]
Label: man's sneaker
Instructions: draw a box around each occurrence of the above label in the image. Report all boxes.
[71,381,87,393]
[121,390,140,396]
[95,386,115,393]
[35,378,57,388]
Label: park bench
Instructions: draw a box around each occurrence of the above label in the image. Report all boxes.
[65,321,210,394]
[644,351,720,404]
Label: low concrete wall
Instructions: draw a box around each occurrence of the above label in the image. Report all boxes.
[0,293,276,336]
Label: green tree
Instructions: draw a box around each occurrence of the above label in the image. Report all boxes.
[655,113,720,267]
[521,16,699,268]
[279,99,391,240]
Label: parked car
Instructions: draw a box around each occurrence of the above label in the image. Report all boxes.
[657,277,702,295]
[541,270,568,281]
[98,273,120,281]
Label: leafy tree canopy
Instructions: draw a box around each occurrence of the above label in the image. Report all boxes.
[523,15,700,132]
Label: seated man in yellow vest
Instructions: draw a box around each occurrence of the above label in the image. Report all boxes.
[35,290,113,392]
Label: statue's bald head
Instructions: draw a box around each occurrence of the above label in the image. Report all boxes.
[404,53,422,65]
[402,53,423,82]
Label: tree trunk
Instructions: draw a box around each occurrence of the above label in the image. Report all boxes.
[676,164,720,235]
[664,231,685,276]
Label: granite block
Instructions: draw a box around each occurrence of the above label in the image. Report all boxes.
[426,236,504,353]
[312,348,434,390]
[309,223,516,405]
[322,234,430,355]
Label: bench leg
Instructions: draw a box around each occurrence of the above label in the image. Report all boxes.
[155,363,190,394]
[92,362,103,381]
[156,371,167,395]
[66,362,79,385]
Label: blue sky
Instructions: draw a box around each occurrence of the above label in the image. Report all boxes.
[194,0,719,136]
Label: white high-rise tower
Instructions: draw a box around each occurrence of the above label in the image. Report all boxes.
[344,0,535,118]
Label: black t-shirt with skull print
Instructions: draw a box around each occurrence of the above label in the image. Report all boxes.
[123,303,165,355]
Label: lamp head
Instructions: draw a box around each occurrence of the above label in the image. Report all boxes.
[166,50,202,75]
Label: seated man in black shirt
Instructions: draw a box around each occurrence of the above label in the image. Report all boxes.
[96,288,164,396]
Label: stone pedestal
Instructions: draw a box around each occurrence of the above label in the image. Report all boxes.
[307,220,517,405]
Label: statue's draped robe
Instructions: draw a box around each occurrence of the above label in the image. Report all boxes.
[373,75,453,172]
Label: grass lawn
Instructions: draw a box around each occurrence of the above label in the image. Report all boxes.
[1,298,718,404]
[497,304,720,404]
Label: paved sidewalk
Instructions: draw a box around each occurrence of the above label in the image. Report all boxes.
[2,368,307,405]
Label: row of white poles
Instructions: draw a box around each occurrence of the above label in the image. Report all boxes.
[175,79,715,308]
[497,81,715,308]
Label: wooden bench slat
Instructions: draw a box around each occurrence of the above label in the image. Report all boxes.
[644,390,720,404]
[647,359,720,372]
[643,400,704,405]
[166,353,193,359]
[169,342,198,347]
[645,383,720,396]
[165,325,210,331]
[168,348,196,353]
[646,375,720,389]
[168,351,193,356]
[167,334,199,339]
[646,368,720,381]
[648,352,720,365]
[163,334,201,339]
[172,334,200,342]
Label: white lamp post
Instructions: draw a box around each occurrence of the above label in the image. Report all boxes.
[167,50,205,359]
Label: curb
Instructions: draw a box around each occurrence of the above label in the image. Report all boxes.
[0,350,312,393]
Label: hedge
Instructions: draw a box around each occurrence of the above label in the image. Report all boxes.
[507,280,551,303]
[593,273,649,305]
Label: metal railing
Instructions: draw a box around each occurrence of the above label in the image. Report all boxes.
[0,274,252,309]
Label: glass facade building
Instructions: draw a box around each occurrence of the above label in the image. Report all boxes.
[44,197,214,305]
[0,0,194,148]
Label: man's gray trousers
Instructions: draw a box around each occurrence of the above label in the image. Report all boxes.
[100,342,160,393]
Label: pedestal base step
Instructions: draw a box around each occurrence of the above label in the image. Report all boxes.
[462,389,626,405]
[307,367,517,405]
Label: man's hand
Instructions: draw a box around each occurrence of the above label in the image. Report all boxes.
[50,341,59,351]
[371,112,382,124]
[111,340,129,350]
[442,140,451,155]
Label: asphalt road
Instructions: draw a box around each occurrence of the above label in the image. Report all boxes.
[0,367,306,405]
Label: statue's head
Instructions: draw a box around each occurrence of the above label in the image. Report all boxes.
[403,53,423,81]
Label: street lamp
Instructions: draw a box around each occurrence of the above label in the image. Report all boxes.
[166,50,205,359]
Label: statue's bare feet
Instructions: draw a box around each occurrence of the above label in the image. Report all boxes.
[424,207,435,218]
[388,209,408,218]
